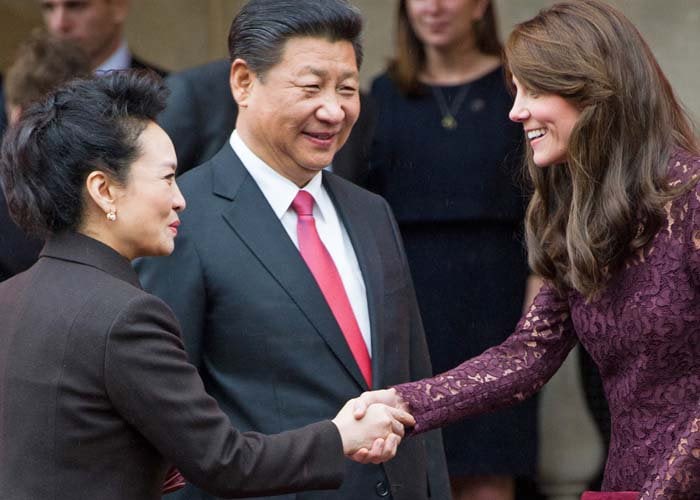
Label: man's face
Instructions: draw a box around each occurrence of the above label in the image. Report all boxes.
[235,36,361,187]
[40,0,127,68]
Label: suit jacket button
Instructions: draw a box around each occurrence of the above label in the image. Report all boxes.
[375,480,390,497]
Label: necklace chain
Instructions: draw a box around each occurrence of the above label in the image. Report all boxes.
[431,84,472,130]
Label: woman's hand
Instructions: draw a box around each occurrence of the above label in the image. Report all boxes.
[351,388,410,419]
[332,397,414,464]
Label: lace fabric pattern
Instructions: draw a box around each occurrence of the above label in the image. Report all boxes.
[395,151,700,498]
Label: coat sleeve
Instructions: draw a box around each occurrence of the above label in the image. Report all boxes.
[394,282,578,434]
[103,293,345,498]
[382,198,451,499]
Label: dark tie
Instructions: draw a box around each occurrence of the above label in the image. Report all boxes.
[291,190,372,387]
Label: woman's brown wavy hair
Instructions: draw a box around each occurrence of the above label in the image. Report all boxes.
[389,0,502,96]
[504,0,698,300]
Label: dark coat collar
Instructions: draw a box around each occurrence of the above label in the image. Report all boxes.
[40,232,142,289]
[209,144,248,201]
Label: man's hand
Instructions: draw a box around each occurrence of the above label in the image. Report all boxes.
[332,398,414,464]
[352,388,409,419]
[344,389,413,463]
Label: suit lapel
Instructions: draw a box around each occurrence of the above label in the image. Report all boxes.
[323,173,386,389]
[212,147,370,389]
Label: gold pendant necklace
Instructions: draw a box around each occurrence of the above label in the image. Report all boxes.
[432,84,471,130]
[441,114,458,130]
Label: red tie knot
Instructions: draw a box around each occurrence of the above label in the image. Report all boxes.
[291,190,315,217]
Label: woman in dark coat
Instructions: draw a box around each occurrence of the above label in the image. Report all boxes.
[0,71,409,500]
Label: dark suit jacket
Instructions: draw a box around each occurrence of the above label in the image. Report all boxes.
[0,78,41,282]
[157,59,374,184]
[0,232,345,500]
[137,146,450,500]
[0,181,43,282]
[132,54,168,78]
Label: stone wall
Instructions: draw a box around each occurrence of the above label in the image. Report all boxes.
[1,1,697,120]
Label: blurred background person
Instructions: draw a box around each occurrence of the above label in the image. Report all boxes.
[0,29,90,281]
[366,1,536,498]
[0,75,6,138]
[39,0,166,75]
[0,70,411,499]
[3,29,89,124]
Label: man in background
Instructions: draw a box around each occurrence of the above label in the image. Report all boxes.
[39,0,166,75]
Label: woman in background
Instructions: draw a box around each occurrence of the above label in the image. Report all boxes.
[367,1,535,498]
[359,1,700,497]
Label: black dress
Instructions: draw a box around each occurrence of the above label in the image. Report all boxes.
[367,67,537,476]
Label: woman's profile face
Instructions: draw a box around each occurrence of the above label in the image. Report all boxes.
[406,0,488,50]
[508,77,581,167]
[110,121,185,259]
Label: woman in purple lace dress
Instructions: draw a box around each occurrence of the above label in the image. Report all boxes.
[355,1,699,498]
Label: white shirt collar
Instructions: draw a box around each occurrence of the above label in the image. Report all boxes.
[95,39,131,74]
[229,130,327,222]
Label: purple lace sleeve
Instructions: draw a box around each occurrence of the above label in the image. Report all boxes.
[394,283,578,434]
[640,175,700,499]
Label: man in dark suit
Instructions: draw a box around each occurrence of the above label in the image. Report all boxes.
[39,0,167,76]
[137,1,449,499]
[158,58,374,183]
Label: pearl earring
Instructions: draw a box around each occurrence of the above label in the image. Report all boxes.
[106,209,117,221]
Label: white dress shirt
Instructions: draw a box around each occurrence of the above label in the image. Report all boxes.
[229,131,372,353]
[95,39,131,74]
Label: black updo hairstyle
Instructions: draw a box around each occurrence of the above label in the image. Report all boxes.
[0,70,168,237]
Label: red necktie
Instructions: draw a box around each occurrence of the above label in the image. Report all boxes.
[291,190,372,387]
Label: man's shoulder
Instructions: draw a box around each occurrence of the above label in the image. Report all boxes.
[166,59,230,86]
[130,55,168,78]
[324,171,387,210]
[176,156,218,200]
[175,145,244,215]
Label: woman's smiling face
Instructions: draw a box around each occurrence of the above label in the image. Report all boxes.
[508,77,581,167]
